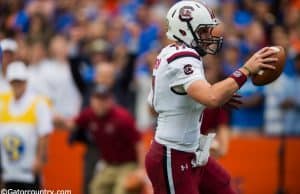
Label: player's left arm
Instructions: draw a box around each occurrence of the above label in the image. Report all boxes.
[135,141,146,169]
[211,124,230,157]
[209,108,231,157]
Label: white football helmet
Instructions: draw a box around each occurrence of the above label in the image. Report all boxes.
[166,0,223,56]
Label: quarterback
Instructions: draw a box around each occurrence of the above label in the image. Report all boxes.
[145,1,277,194]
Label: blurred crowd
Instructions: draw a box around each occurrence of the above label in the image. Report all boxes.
[1,0,300,135]
[0,0,300,193]
[0,0,300,134]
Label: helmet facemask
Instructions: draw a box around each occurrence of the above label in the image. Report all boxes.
[188,22,223,56]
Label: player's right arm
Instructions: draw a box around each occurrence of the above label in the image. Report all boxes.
[187,47,278,108]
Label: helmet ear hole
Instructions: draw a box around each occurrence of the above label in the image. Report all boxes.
[179,29,187,36]
[191,40,197,48]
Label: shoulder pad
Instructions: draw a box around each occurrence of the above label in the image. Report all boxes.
[165,44,200,64]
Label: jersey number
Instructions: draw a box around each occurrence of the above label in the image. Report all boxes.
[2,135,25,161]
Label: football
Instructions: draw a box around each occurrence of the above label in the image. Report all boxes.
[251,46,286,86]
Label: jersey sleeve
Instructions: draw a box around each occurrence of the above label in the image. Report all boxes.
[168,55,206,93]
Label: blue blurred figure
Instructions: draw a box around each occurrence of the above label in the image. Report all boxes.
[231,80,265,135]
[280,54,300,135]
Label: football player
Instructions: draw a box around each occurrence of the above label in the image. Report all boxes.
[145,1,278,194]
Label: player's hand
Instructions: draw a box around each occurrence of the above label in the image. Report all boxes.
[243,47,278,75]
[223,93,242,110]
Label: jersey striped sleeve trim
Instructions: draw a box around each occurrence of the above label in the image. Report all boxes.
[170,87,187,95]
[167,51,200,63]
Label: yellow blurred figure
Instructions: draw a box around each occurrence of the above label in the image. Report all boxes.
[0,61,53,190]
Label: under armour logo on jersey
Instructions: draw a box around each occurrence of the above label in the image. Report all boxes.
[184,64,194,75]
[181,163,189,171]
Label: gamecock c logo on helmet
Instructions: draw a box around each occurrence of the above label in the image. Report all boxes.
[179,6,194,22]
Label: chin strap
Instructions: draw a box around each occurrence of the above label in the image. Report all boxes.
[186,21,207,56]
[173,35,206,57]
[192,42,207,57]
[172,22,207,57]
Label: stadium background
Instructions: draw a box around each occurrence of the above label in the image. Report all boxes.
[0,0,300,194]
